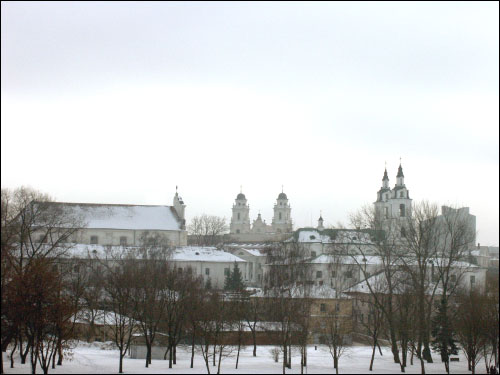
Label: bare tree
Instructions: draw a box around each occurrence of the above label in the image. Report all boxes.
[188,214,228,246]
[455,288,489,375]
[263,239,312,374]
[322,302,349,375]
[349,204,405,369]
[1,187,83,374]
[99,247,138,374]
[243,295,261,357]
[128,232,171,368]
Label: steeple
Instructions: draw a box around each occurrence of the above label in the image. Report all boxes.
[317,212,324,230]
[382,168,389,188]
[396,162,404,186]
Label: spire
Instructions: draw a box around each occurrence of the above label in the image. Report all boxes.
[397,164,404,178]
[383,168,389,181]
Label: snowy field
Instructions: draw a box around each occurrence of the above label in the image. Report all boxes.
[2,342,488,374]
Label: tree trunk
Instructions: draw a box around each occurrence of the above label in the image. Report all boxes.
[191,329,196,368]
[304,344,307,366]
[334,356,339,374]
[283,344,287,375]
[300,347,304,374]
[422,342,433,363]
[236,342,241,369]
[213,342,217,366]
[21,339,30,364]
[57,336,63,365]
[145,342,150,368]
[217,346,223,375]
[370,340,376,371]
[252,329,257,357]
[173,344,177,364]
[119,352,124,374]
[419,355,425,375]
[288,343,292,369]
[10,337,17,369]
[30,344,37,375]
[389,324,401,364]
[169,343,173,368]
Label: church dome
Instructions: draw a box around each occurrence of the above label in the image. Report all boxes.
[237,193,246,200]
[278,192,287,200]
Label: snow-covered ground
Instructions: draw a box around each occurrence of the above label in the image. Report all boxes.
[2,341,489,374]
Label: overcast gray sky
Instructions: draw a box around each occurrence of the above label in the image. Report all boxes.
[2,2,498,245]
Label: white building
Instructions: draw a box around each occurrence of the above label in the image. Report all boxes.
[35,190,188,247]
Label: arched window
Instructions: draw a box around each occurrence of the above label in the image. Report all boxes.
[236,229,240,234]
[237,213,240,220]
[401,227,406,237]
[279,212,282,220]
[399,204,405,217]
[400,191,404,198]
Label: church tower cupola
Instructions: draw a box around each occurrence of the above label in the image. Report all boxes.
[272,187,293,234]
[230,188,251,235]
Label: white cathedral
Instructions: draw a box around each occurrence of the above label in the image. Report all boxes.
[227,190,293,242]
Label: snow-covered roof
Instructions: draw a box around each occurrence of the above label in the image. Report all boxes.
[52,202,182,231]
[73,310,133,326]
[172,247,246,263]
[253,285,350,299]
[241,249,267,257]
[310,254,383,265]
[295,228,376,245]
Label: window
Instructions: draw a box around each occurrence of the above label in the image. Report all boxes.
[120,236,127,246]
[470,275,475,285]
[38,234,47,243]
[320,303,326,312]
[400,191,404,198]
[401,227,406,238]
[384,207,389,219]
[331,271,336,278]
[399,204,405,217]
[450,274,456,282]
[316,271,322,278]
[205,268,210,276]
[385,194,389,200]
[336,303,340,312]
[319,280,323,286]
[279,212,282,220]
[90,235,98,244]
[345,271,353,279]
[178,268,183,274]
[236,229,240,234]
[311,251,316,258]
[73,265,79,273]
[224,268,230,276]
[237,213,240,220]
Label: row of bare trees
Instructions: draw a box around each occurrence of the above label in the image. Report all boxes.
[341,201,498,374]
[1,187,85,375]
